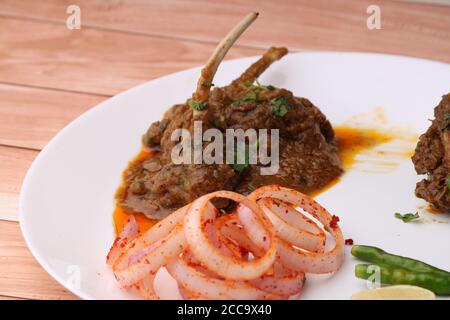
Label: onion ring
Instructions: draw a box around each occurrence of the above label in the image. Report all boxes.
[248,185,345,274]
[167,257,280,300]
[215,215,305,297]
[138,274,158,300]
[113,224,186,287]
[106,216,139,266]
[108,185,345,299]
[258,197,326,253]
[183,191,277,280]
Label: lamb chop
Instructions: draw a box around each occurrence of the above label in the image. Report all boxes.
[117,13,342,219]
[412,93,450,212]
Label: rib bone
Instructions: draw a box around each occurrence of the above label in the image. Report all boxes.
[233,47,288,85]
[192,12,259,104]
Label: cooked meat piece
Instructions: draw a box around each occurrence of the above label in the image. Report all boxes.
[117,48,342,218]
[412,93,450,212]
[116,13,342,219]
[120,161,237,219]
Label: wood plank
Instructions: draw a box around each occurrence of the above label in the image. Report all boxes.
[0,294,25,300]
[0,84,106,150]
[0,0,449,63]
[0,220,78,299]
[0,16,261,96]
[0,146,37,222]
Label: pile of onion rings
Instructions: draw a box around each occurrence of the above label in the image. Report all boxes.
[107,185,345,300]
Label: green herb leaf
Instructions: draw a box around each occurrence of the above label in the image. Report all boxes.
[446,176,450,192]
[445,113,450,121]
[270,96,291,117]
[187,99,207,111]
[243,79,276,91]
[232,91,260,107]
[394,212,420,223]
[232,144,250,173]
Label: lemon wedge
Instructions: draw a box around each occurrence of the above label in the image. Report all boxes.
[351,285,435,300]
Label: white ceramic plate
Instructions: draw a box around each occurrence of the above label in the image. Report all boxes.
[20,52,450,300]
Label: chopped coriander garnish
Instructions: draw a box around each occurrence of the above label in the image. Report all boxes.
[446,176,450,192]
[394,212,420,223]
[232,144,250,173]
[187,99,207,111]
[232,162,249,174]
[232,91,260,107]
[270,96,291,117]
[445,113,450,121]
[243,79,276,91]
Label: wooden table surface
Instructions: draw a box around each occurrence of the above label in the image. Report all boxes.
[0,0,449,300]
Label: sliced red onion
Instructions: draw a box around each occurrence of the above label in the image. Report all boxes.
[106,216,139,266]
[183,191,277,280]
[258,198,326,253]
[167,258,280,300]
[248,185,345,274]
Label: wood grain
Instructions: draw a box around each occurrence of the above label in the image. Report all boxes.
[0,84,106,150]
[0,16,261,96]
[0,146,37,222]
[0,294,25,300]
[0,220,77,299]
[1,0,449,63]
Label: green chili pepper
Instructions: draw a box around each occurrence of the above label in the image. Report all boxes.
[351,245,450,277]
[355,264,450,295]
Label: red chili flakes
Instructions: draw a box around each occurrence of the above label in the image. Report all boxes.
[330,215,340,229]
[239,247,249,258]
[345,238,354,246]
